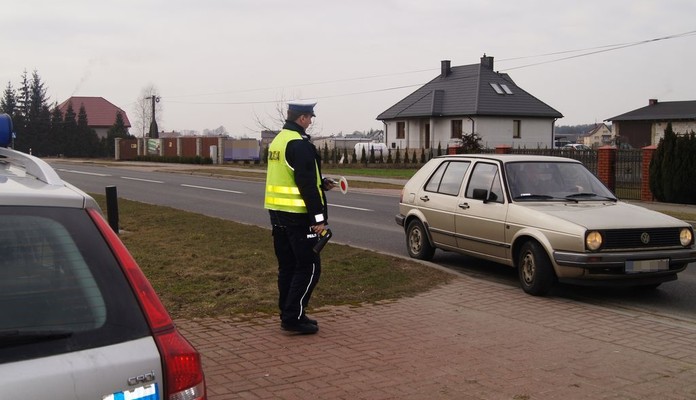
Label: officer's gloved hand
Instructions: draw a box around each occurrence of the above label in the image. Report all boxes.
[322,178,337,191]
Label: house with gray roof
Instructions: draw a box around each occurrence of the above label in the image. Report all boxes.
[377,55,563,151]
[606,99,696,148]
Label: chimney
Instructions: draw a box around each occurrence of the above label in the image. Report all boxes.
[441,60,451,78]
[649,99,658,106]
[481,54,494,70]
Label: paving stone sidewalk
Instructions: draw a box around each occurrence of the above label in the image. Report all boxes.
[176,275,696,400]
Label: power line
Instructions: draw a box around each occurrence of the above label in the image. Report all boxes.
[164,29,696,106]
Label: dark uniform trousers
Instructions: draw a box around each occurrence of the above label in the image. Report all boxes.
[272,225,321,323]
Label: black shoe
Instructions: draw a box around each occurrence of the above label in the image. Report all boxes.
[281,321,319,334]
[300,315,318,326]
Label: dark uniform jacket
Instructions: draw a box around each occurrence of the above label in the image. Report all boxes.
[269,121,328,227]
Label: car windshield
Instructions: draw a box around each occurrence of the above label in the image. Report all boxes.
[505,161,616,201]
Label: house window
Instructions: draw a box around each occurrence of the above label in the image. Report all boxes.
[451,120,463,139]
[490,83,504,94]
[513,120,521,138]
[396,121,405,139]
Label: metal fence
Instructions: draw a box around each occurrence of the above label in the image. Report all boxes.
[615,149,642,200]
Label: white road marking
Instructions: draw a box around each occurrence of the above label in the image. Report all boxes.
[56,169,111,177]
[330,204,373,212]
[121,177,164,183]
[181,184,244,194]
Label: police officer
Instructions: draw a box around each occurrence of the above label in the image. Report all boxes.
[264,100,334,334]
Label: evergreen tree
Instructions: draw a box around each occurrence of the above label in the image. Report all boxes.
[1,82,17,115]
[322,142,329,164]
[649,123,696,204]
[412,150,418,164]
[77,104,100,157]
[49,106,65,156]
[33,105,52,156]
[13,71,31,151]
[63,102,79,157]
[105,112,131,158]
[351,149,357,164]
[462,132,483,153]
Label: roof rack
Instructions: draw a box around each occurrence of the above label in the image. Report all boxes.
[0,147,64,186]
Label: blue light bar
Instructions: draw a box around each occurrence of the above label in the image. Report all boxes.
[0,114,13,148]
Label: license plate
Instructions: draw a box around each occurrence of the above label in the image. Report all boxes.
[103,384,158,400]
[625,259,669,273]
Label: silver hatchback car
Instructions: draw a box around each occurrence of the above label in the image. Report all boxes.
[396,154,695,296]
[0,115,206,399]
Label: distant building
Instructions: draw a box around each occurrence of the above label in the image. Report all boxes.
[377,55,563,150]
[57,96,131,139]
[260,130,279,149]
[607,99,696,147]
[581,123,613,148]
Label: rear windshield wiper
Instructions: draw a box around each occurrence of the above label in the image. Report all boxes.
[565,192,617,202]
[0,330,73,347]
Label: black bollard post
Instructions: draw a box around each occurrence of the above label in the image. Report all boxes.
[105,185,119,234]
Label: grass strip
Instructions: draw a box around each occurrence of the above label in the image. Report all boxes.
[93,195,454,320]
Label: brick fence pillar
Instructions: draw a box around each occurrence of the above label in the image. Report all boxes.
[495,145,512,154]
[597,146,616,193]
[641,145,657,202]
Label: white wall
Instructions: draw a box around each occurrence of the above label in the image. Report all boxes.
[652,121,696,144]
[384,117,555,150]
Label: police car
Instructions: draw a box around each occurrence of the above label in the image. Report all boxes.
[0,114,206,399]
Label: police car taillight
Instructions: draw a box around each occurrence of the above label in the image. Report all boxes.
[88,208,207,400]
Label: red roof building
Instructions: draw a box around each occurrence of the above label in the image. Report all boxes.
[57,96,131,138]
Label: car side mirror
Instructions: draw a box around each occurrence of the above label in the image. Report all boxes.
[472,188,498,203]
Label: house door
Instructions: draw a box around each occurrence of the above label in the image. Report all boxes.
[424,123,430,149]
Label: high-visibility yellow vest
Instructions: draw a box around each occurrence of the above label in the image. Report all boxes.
[264,129,322,213]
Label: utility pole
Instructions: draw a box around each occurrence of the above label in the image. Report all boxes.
[146,95,160,138]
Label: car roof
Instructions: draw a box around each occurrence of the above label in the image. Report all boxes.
[434,153,583,163]
[0,147,98,208]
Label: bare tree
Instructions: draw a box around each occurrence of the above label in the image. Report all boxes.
[251,92,320,136]
[132,85,163,137]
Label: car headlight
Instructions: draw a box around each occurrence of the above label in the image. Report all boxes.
[586,231,603,251]
[680,228,694,247]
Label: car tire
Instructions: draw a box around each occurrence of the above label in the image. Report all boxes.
[406,219,435,261]
[517,241,555,296]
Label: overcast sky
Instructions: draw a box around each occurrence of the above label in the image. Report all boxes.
[2,0,695,138]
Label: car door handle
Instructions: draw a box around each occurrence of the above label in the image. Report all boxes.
[420,195,430,202]
[459,203,470,209]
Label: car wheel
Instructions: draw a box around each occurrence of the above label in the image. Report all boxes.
[517,241,555,296]
[406,219,435,260]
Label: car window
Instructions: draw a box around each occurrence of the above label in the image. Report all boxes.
[0,207,150,364]
[465,162,503,203]
[506,162,616,200]
[424,161,470,195]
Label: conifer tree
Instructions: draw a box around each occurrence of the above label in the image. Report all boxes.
[77,104,100,157]
[49,106,65,156]
[1,82,17,115]
[63,102,78,157]
[105,112,131,158]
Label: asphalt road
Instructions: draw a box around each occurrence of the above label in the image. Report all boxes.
[50,161,696,323]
